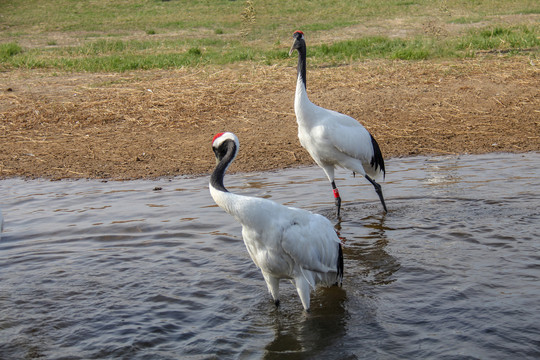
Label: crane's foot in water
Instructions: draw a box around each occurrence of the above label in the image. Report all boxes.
[365,175,388,213]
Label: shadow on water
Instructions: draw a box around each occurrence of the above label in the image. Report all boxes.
[262,286,349,360]
[335,209,401,287]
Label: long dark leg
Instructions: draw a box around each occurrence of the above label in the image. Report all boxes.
[331,181,341,218]
[365,175,388,213]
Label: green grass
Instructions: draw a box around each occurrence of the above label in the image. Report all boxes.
[0,0,538,71]
[449,17,484,25]
[314,37,436,61]
[0,43,23,61]
[457,25,540,52]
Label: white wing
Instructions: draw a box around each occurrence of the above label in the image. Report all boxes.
[280,209,341,278]
[321,108,374,163]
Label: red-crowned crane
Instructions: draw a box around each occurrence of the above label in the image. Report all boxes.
[209,132,343,311]
[289,30,387,217]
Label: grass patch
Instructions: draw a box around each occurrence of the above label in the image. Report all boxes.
[314,37,436,61]
[0,43,23,60]
[0,0,538,71]
[457,25,540,52]
[8,51,210,72]
[2,23,538,71]
[449,17,484,24]
[514,8,540,15]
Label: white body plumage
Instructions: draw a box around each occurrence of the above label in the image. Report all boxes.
[294,79,381,181]
[209,132,343,311]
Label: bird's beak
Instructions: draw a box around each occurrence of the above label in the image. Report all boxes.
[288,42,295,56]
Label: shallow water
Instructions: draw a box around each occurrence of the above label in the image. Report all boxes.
[1,153,539,359]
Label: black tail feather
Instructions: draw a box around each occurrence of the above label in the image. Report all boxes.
[370,134,385,179]
[337,243,344,286]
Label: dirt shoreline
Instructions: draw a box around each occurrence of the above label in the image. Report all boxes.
[1,57,538,180]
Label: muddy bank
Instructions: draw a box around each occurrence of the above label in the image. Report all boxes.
[1,57,538,179]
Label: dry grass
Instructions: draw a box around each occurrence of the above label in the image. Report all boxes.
[1,56,539,179]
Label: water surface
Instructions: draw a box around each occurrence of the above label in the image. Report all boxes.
[1,153,539,359]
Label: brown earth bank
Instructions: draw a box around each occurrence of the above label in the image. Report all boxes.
[0,57,539,180]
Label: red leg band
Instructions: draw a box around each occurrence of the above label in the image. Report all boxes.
[333,188,340,198]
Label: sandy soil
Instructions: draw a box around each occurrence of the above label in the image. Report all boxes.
[0,57,538,180]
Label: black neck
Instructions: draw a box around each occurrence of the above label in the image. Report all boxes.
[210,141,236,192]
[297,44,307,89]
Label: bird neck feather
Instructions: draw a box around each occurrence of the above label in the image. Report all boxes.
[294,45,319,126]
[209,141,261,223]
[210,186,270,230]
[210,141,237,193]
[209,185,242,217]
[296,45,307,90]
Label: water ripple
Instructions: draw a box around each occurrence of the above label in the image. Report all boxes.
[0,153,539,359]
